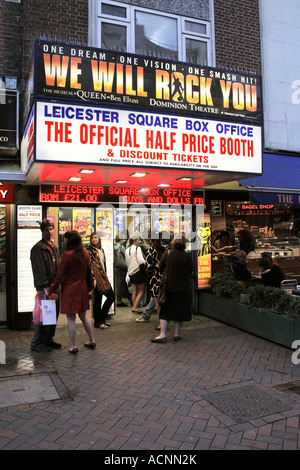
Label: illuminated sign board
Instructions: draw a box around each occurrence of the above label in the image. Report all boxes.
[0,182,15,203]
[241,203,274,211]
[40,184,205,205]
[35,40,262,123]
[35,101,262,174]
[196,213,211,289]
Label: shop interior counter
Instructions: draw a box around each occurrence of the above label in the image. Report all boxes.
[212,255,300,278]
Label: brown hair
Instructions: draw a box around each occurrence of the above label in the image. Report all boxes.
[171,235,186,250]
[90,231,102,249]
[64,230,85,264]
[40,219,54,231]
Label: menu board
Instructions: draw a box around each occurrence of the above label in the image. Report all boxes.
[17,206,42,313]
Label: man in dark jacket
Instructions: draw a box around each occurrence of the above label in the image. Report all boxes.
[30,220,61,352]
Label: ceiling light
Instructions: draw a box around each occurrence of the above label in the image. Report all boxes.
[68,177,82,182]
[114,180,128,184]
[157,183,170,187]
[177,177,192,181]
[79,169,95,174]
[130,172,149,178]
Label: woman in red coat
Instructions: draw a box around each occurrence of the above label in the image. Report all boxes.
[49,230,96,353]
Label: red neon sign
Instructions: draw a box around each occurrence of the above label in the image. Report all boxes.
[40,184,204,205]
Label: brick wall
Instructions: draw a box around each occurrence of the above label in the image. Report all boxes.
[1,0,261,130]
[21,0,88,81]
[214,0,261,75]
[0,1,88,89]
[0,1,22,77]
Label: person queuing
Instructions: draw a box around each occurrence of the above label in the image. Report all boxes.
[49,230,96,354]
[114,234,131,307]
[136,232,165,323]
[151,235,194,343]
[30,219,61,352]
[87,232,115,329]
[125,232,147,314]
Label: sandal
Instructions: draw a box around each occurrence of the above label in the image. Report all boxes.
[100,324,108,329]
[84,342,96,349]
[104,322,111,327]
[132,308,143,313]
[69,347,78,354]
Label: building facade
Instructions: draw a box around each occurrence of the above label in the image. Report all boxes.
[1,0,299,329]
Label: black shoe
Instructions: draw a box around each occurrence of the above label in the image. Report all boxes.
[45,340,61,349]
[151,337,166,343]
[31,344,52,352]
[94,323,100,328]
[174,336,181,342]
[117,301,128,307]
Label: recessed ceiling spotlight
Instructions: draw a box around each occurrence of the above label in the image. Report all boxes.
[114,180,128,184]
[157,183,170,187]
[130,172,149,178]
[79,169,95,174]
[68,177,82,182]
[177,177,192,181]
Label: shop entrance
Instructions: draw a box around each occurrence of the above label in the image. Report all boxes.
[46,204,193,250]
[46,204,193,307]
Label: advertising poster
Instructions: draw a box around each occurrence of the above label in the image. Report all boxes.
[95,208,114,314]
[196,213,211,289]
[17,205,42,313]
[154,210,180,237]
[72,208,92,244]
[35,40,262,123]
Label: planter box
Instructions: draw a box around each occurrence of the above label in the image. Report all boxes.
[197,291,298,349]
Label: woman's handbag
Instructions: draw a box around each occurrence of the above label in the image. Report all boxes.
[94,266,111,295]
[157,251,169,307]
[88,246,111,295]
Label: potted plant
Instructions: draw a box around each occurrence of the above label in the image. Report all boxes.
[197,272,300,348]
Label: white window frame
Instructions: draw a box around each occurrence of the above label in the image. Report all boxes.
[89,0,213,66]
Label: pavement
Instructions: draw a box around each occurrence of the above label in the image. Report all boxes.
[1,303,300,453]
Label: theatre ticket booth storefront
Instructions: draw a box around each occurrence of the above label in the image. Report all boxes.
[13,39,263,330]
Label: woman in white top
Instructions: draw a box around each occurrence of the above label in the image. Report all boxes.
[125,233,147,313]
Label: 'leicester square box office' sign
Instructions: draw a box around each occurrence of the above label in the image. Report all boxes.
[34,101,262,174]
[33,40,262,123]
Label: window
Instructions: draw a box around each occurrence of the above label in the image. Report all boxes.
[93,0,212,66]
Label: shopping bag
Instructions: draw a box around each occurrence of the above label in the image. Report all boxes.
[32,291,46,325]
[40,299,57,325]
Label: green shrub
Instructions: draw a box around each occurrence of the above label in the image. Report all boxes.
[247,284,300,319]
[209,272,300,319]
[209,272,246,301]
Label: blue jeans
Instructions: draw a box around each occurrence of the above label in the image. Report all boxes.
[141,297,156,321]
